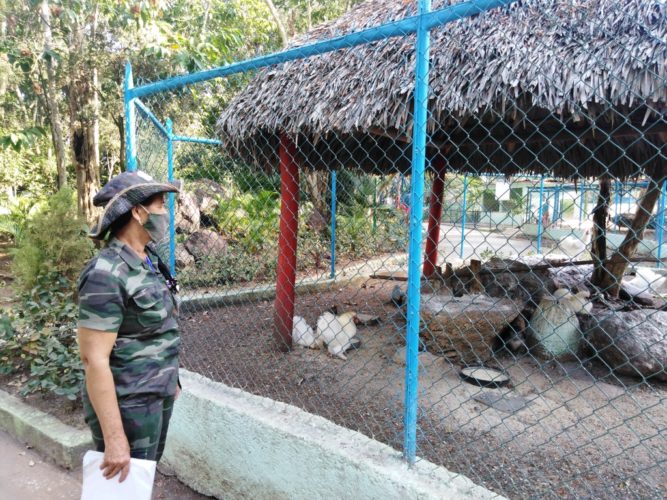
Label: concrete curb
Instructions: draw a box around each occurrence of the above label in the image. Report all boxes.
[0,389,92,469]
[163,370,505,499]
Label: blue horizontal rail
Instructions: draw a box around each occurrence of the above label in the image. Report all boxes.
[128,0,516,99]
[134,99,170,138]
[172,135,223,145]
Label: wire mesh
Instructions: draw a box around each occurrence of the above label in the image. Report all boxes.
[129,0,667,498]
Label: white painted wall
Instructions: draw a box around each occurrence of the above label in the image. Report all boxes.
[163,370,504,500]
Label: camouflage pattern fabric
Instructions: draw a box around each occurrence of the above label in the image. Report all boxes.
[78,237,180,399]
[84,394,175,461]
[88,170,178,239]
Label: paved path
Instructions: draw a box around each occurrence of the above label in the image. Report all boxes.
[0,430,81,499]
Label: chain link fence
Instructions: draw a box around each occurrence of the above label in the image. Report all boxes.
[127,0,667,497]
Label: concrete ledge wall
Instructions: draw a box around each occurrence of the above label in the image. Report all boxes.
[163,370,503,499]
[0,390,92,469]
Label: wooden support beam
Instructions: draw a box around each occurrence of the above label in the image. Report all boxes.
[591,178,611,287]
[423,158,446,278]
[274,133,300,351]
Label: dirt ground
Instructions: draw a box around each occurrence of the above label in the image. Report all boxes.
[179,278,667,500]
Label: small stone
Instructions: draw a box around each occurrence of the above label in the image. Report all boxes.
[356,313,380,326]
[28,460,35,467]
[474,392,531,413]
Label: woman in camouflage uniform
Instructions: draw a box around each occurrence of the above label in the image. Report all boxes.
[77,171,180,482]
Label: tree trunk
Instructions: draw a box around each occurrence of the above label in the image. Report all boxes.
[593,175,665,298]
[40,0,68,189]
[0,18,7,121]
[114,115,125,171]
[591,178,611,287]
[68,9,100,224]
[263,0,288,47]
[304,170,330,233]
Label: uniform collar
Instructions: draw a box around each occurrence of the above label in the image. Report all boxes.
[108,237,153,271]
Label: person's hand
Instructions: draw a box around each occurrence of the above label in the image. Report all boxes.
[100,436,131,482]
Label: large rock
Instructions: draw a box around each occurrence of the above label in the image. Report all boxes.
[583,310,667,382]
[479,257,592,305]
[420,293,522,364]
[189,179,228,216]
[184,230,227,262]
[175,243,195,269]
[176,191,200,234]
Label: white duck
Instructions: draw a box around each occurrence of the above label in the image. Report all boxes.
[292,316,323,349]
[316,311,359,360]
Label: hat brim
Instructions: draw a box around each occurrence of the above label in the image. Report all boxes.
[88,181,179,239]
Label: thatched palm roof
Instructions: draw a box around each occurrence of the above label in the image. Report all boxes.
[217,0,667,178]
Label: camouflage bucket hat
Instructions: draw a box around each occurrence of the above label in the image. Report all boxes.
[88,171,179,239]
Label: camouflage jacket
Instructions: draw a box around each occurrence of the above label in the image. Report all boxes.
[78,238,180,398]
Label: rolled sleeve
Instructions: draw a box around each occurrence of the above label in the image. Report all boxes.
[78,268,126,333]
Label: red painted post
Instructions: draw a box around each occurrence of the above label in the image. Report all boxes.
[423,158,446,278]
[274,133,300,351]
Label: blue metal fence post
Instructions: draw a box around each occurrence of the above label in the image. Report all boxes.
[459,173,469,258]
[403,0,431,466]
[578,184,585,224]
[657,179,666,269]
[124,62,137,172]
[552,186,560,224]
[330,170,337,279]
[166,119,176,277]
[537,176,545,254]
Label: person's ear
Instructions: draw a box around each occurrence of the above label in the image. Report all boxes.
[131,205,145,225]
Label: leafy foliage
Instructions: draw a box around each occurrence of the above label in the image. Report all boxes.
[0,273,83,400]
[181,188,407,288]
[213,190,280,254]
[11,188,94,291]
[0,195,37,245]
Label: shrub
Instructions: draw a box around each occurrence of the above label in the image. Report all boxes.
[0,273,83,400]
[212,190,280,254]
[1,189,92,400]
[11,188,94,291]
[0,195,38,245]
[179,244,276,287]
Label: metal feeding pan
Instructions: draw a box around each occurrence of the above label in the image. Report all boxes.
[460,366,510,388]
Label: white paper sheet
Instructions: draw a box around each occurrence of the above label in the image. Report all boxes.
[81,450,156,500]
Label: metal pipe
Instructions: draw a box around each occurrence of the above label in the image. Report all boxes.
[459,173,468,258]
[552,186,560,224]
[423,159,446,277]
[372,176,378,234]
[274,133,300,352]
[123,62,137,171]
[128,0,517,100]
[166,119,176,277]
[537,176,545,254]
[172,135,223,145]
[657,179,666,269]
[404,0,431,466]
[135,99,170,138]
[330,170,337,279]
